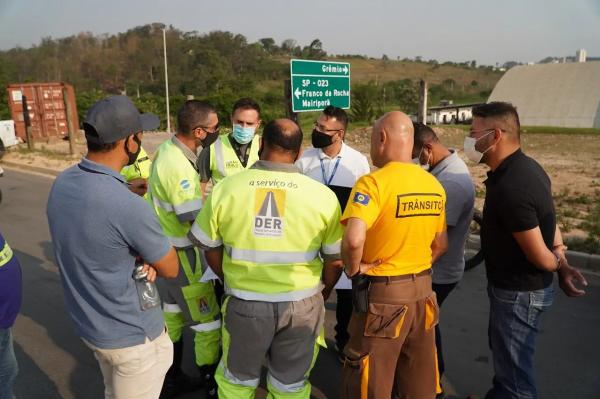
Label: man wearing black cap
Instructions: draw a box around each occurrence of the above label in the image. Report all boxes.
[47,95,180,399]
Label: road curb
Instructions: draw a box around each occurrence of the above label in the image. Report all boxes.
[566,250,600,273]
[1,160,63,177]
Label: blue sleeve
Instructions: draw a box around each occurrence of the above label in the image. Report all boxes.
[118,195,172,264]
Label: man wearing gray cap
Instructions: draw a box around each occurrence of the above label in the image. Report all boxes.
[47,95,180,399]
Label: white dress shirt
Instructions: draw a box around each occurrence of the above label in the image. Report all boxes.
[296,142,370,289]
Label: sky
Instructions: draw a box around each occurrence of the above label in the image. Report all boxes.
[1,0,599,65]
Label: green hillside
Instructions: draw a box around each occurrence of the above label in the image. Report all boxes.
[0,23,504,127]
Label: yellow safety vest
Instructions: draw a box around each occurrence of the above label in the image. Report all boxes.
[191,162,343,301]
[209,134,260,185]
[147,139,202,248]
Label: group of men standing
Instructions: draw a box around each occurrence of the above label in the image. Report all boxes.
[42,92,588,399]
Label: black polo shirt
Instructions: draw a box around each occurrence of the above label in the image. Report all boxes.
[481,149,555,291]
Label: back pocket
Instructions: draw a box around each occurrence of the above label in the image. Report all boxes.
[364,303,407,339]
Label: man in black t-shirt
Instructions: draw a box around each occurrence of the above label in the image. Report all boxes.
[464,102,587,399]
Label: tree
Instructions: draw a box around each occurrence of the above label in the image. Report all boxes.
[259,38,277,54]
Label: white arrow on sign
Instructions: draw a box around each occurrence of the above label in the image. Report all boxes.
[343,65,349,74]
[294,87,302,99]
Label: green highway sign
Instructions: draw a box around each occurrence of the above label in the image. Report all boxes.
[290,59,351,112]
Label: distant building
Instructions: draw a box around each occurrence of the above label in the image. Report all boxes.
[576,49,587,63]
[488,62,600,128]
[427,102,484,125]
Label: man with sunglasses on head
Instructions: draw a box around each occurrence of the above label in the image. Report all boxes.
[296,106,370,360]
[147,100,222,398]
[198,97,262,197]
[466,102,587,399]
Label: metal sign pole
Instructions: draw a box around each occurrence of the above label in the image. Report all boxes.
[163,28,171,134]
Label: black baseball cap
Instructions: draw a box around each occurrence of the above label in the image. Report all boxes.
[84,95,160,144]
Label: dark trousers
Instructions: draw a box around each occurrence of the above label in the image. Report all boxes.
[432,282,458,378]
[334,289,353,350]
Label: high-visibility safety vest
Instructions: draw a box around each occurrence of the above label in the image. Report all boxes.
[209,134,260,185]
[120,147,151,181]
[147,139,202,248]
[191,162,343,302]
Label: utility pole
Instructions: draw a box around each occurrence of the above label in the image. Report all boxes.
[418,79,428,124]
[21,95,33,150]
[163,28,171,134]
[63,88,77,155]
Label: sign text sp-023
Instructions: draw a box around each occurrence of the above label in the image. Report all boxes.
[290,59,351,113]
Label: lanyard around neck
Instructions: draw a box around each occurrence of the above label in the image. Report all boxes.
[320,157,341,186]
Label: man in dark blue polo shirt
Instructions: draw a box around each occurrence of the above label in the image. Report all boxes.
[47,95,180,399]
[0,233,22,399]
[465,102,587,399]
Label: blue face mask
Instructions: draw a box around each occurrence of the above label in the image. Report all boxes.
[232,124,255,144]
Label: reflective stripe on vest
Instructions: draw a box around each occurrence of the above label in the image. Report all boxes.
[223,364,260,388]
[168,235,193,248]
[163,303,182,313]
[190,319,221,332]
[321,241,341,255]
[190,223,223,248]
[224,283,323,302]
[267,373,306,393]
[225,246,318,264]
[210,135,260,184]
[0,241,14,268]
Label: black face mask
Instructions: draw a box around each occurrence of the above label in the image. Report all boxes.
[200,132,219,148]
[311,129,334,149]
[125,134,142,166]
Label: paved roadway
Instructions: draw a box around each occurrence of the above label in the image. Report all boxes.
[1,167,599,399]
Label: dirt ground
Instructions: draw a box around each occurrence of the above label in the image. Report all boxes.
[3,126,599,240]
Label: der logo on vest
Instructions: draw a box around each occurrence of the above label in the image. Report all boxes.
[254,189,285,237]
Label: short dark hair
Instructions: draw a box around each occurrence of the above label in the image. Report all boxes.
[232,98,261,117]
[177,100,216,135]
[472,102,521,135]
[84,123,119,153]
[262,119,303,154]
[413,122,439,151]
[322,106,348,129]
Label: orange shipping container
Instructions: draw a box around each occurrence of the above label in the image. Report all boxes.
[6,82,79,142]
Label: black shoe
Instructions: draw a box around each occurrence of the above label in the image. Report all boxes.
[198,364,218,397]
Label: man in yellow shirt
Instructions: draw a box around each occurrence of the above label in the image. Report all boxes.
[340,111,448,399]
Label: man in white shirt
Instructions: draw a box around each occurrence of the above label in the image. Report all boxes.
[296,106,370,359]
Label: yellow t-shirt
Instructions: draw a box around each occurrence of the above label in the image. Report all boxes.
[341,162,446,276]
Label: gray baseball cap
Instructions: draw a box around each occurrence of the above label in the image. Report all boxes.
[84,95,160,144]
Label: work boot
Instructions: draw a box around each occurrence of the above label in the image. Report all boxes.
[198,363,218,398]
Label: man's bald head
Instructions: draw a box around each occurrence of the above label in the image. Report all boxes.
[261,119,303,163]
[370,111,415,167]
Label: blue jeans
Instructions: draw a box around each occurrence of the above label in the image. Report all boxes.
[485,284,554,399]
[0,328,18,399]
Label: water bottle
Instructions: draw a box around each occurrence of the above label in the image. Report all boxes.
[133,259,161,310]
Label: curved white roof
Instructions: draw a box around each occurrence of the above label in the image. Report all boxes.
[488,62,600,128]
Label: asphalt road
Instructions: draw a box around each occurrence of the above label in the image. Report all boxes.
[1,167,599,399]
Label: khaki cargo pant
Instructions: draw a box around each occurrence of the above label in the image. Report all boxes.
[83,329,173,399]
[341,273,441,399]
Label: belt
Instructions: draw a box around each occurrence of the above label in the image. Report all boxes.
[366,269,431,283]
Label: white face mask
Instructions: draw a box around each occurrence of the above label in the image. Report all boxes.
[412,147,430,171]
[463,130,495,163]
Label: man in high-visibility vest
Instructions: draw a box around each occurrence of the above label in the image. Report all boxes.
[198,97,261,196]
[147,100,222,398]
[189,119,344,399]
[121,146,151,197]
